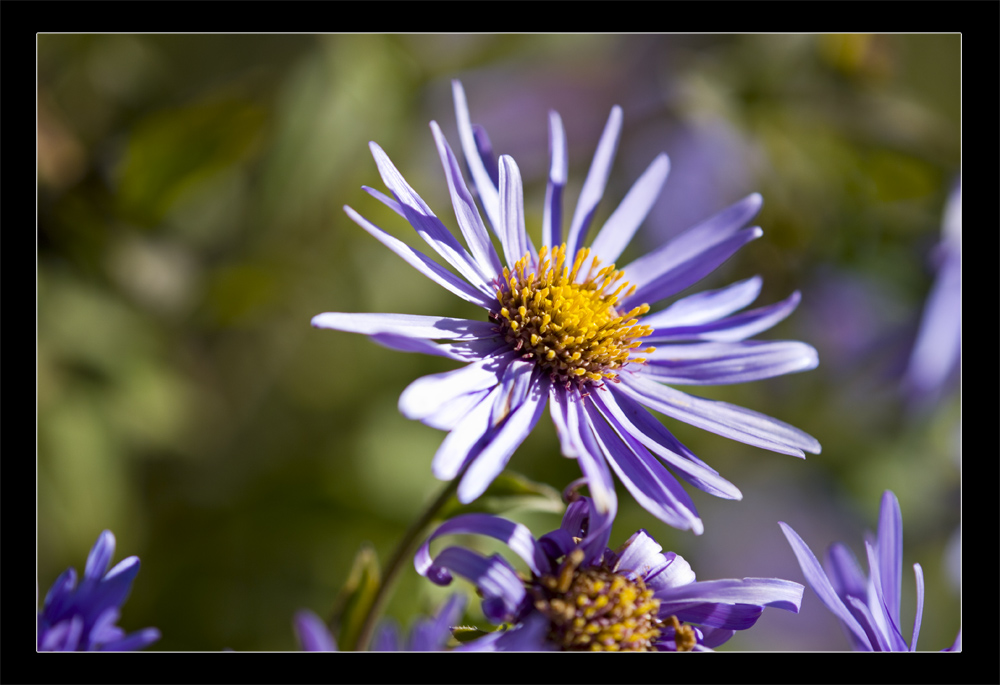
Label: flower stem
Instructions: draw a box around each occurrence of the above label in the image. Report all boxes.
[352,471,464,651]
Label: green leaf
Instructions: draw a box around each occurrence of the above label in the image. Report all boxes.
[437,471,565,520]
[329,543,381,652]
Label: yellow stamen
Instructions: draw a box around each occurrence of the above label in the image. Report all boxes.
[491,244,655,394]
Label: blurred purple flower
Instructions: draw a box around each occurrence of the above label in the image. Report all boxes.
[780,490,961,651]
[37,530,160,651]
[903,179,961,407]
[293,594,466,652]
[313,80,820,534]
[416,491,802,651]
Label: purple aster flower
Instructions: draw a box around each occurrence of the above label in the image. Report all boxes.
[37,530,160,651]
[903,178,961,407]
[312,80,820,534]
[780,490,961,651]
[415,490,803,651]
[293,594,466,651]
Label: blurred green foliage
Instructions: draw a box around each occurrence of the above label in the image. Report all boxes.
[38,34,959,651]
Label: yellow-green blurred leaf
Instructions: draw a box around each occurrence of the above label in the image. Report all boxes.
[329,543,380,652]
[116,97,266,226]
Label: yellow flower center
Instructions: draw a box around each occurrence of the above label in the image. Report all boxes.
[530,549,664,651]
[490,244,655,394]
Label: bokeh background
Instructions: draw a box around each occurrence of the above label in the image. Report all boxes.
[37,34,960,651]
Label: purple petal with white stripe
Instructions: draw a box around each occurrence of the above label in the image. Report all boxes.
[566,105,622,257]
[644,291,802,343]
[589,153,670,265]
[640,340,818,385]
[619,373,821,456]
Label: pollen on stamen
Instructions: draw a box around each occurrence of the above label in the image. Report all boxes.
[492,244,654,394]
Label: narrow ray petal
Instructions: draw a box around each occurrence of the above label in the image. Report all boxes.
[452,80,501,233]
[415,513,551,579]
[398,350,512,423]
[621,226,763,310]
[312,311,495,340]
[369,141,493,291]
[584,402,703,533]
[458,376,550,503]
[421,547,525,622]
[779,522,871,649]
[644,291,801,343]
[640,276,763,328]
[593,389,742,500]
[589,153,670,265]
[542,110,567,248]
[619,373,821,456]
[566,105,623,257]
[639,340,819,385]
[658,577,803,612]
[430,121,503,276]
[343,205,494,308]
[369,334,506,363]
[910,563,925,651]
[876,490,904,631]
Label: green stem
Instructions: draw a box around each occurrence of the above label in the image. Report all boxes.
[352,472,464,651]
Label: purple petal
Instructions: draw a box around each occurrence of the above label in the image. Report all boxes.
[589,153,670,265]
[644,551,697,594]
[644,291,802,343]
[472,125,499,188]
[42,567,78,616]
[910,563,924,651]
[638,340,819,385]
[845,593,891,651]
[369,334,506,363]
[612,529,670,582]
[84,530,116,581]
[420,388,490,432]
[415,513,550,579]
[864,539,908,651]
[658,577,803,614]
[779,521,872,649]
[697,627,736,649]
[671,602,765,631]
[430,389,496,480]
[372,621,402,651]
[398,350,510,423]
[429,121,503,277]
[823,542,868,605]
[312,311,495,340]
[426,594,467,648]
[368,141,493,290]
[424,548,524,622]
[542,110,567,248]
[618,373,821,456]
[498,155,534,266]
[583,401,703,533]
[99,627,161,652]
[342,205,495,308]
[566,105,623,257]
[457,375,550,503]
[594,388,741,500]
[875,490,904,632]
[293,610,338,651]
[452,81,501,233]
[550,388,618,518]
[489,359,535,428]
[641,276,763,329]
[620,193,764,309]
[621,226,763,310]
